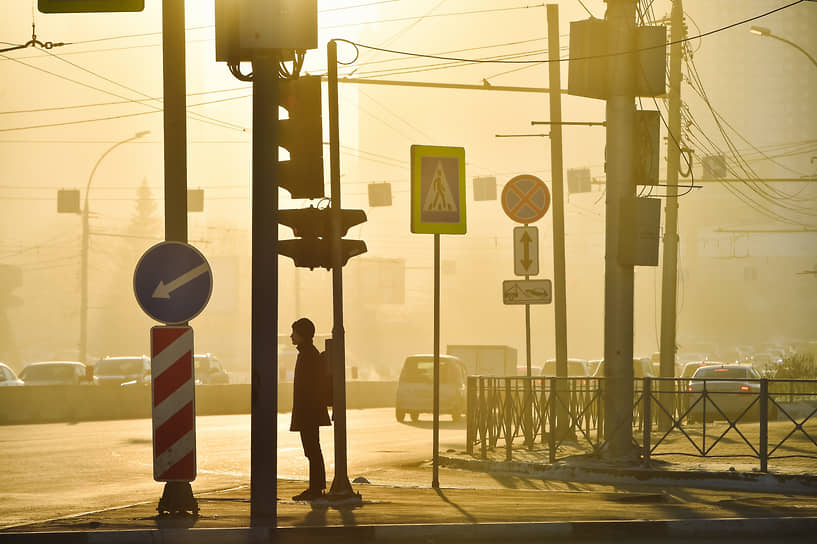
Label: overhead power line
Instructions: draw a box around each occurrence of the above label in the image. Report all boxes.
[336,0,808,64]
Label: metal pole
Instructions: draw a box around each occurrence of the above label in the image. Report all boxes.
[159,0,191,511]
[760,378,769,472]
[432,232,441,488]
[547,3,570,441]
[162,0,188,244]
[327,40,356,498]
[250,54,279,524]
[603,0,637,462]
[659,0,685,431]
[524,301,532,447]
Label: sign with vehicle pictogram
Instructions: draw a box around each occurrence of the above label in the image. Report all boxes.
[501,174,550,224]
[513,226,539,276]
[133,241,213,325]
[410,145,466,234]
[503,279,552,305]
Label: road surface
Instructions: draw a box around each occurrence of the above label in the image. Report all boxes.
[0,408,468,527]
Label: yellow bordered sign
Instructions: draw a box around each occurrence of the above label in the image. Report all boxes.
[410,145,466,235]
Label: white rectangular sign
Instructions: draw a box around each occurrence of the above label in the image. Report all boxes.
[503,279,552,305]
[513,226,539,276]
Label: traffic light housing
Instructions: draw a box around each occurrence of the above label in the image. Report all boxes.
[278,76,324,199]
[278,207,367,270]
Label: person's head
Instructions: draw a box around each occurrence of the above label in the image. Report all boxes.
[290,317,315,347]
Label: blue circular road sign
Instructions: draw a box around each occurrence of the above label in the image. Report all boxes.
[133,241,213,325]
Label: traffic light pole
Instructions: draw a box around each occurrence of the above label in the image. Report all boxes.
[327,40,358,501]
[250,54,279,524]
[603,0,638,462]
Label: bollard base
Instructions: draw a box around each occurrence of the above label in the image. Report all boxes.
[327,477,362,505]
[157,481,199,516]
[326,489,363,506]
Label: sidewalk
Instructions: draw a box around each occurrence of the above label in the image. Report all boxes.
[3,469,817,543]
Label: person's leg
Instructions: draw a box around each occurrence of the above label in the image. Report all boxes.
[300,427,325,494]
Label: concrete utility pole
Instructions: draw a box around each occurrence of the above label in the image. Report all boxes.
[250,54,280,524]
[603,0,638,461]
[546,4,570,439]
[659,0,685,407]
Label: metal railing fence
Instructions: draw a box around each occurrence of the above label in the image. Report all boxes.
[466,376,817,472]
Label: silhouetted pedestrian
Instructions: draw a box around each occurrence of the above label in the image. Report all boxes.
[289,317,331,501]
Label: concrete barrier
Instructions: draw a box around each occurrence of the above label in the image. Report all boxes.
[0,382,398,425]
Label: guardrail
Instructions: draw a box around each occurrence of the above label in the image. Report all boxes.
[466,376,817,472]
[0,381,398,425]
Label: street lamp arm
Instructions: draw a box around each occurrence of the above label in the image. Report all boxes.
[84,132,147,205]
[767,33,817,70]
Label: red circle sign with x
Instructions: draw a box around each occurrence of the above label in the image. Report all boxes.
[501,175,550,224]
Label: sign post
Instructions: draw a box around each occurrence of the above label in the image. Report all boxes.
[134,241,212,515]
[501,174,550,446]
[410,144,466,489]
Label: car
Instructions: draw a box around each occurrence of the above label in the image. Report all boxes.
[194,353,230,385]
[395,354,467,423]
[677,352,711,365]
[0,362,23,386]
[591,358,656,378]
[541,359,591,377]
[686,364,773,423]
[94,356,151,386]
[18,361,90,385]
[680,360,723,380]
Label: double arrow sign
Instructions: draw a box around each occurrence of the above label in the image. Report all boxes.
[513,226,539,276]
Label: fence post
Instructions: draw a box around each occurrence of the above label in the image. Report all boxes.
[539,378,547,444]
[760,378,768,473]
[548,377,557,463]
[642,377,652,467]
[479,377,487,460]
[505,377,513,462]
[466,376,476,455]
[487,378,496,450]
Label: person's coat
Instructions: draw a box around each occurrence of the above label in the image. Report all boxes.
[290,342,331,431]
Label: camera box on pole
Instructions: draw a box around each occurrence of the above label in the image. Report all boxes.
[215,0,317,62]
[568,19,667,99]
[619,197,661,266]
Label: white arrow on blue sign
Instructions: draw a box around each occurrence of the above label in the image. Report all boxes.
[133,241,213,325]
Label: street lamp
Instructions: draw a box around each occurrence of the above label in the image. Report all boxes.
[79,130,150,364]
[749,26,817,70]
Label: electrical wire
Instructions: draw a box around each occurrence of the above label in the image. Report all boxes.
[336,1,808,66]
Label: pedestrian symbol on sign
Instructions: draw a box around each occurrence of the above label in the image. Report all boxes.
[424,161,457,212]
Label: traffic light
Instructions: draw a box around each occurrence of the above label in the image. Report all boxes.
[39,0,144,13]
[278,76,324,199]
[278,206,367,270]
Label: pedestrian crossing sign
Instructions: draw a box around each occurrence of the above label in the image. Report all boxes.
[410,145,466,234]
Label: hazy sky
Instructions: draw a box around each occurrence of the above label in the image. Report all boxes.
[1,1,815,373]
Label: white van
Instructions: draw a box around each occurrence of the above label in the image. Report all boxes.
[395,354,467,422]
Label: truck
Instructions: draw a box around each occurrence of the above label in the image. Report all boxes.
[446,345,518,377]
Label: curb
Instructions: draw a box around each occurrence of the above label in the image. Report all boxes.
[2,517,817,543]
[439,455,817,494]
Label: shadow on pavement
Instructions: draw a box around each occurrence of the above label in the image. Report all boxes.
[435,488,477,523]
